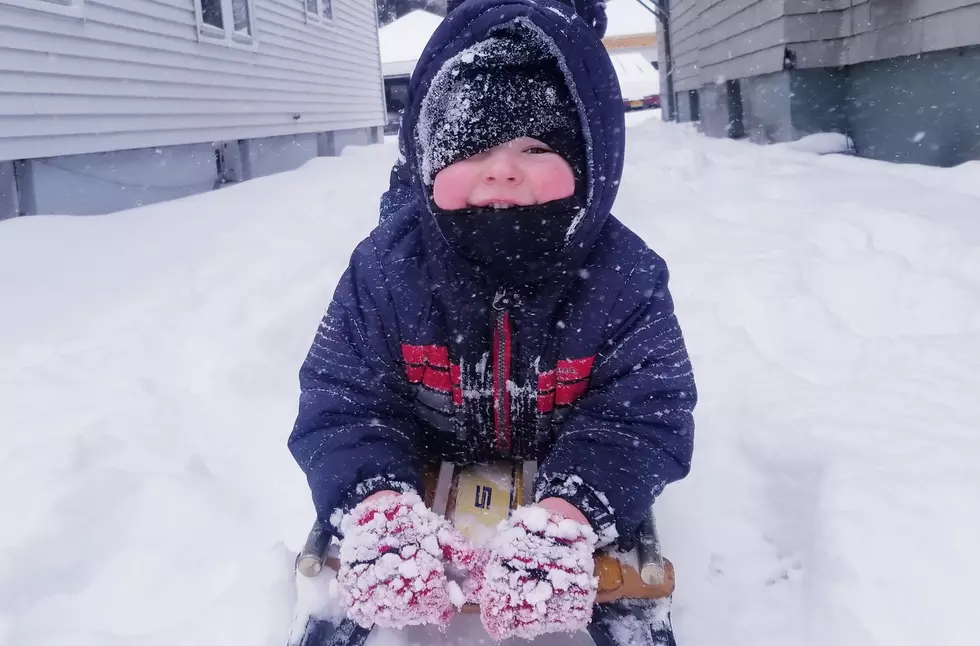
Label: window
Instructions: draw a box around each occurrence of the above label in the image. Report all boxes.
[305,0,332,23]
[231,0,251,35]
[0,0,85,17]
[195,0,256,45]
[201,0,223,29]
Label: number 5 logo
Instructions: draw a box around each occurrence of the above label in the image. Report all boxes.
[474,485,492,510]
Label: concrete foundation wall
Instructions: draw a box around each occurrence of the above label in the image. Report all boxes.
[675,91,696,123]
[8,125,379,217]
[790,69,848,137]
[334,127,382,154]
[243,134,320,179]
[687,45,977,167]
[741,72,795,143]
[31,144,218,216]
[846,46,980,166]
[698,84,734,139]
[737,69,846,143]
[1,161,17,221]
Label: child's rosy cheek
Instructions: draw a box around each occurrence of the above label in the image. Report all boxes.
[534,162,575,202]
[433,164,474,210]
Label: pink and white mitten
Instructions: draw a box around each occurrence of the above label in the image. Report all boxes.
[336,492,479,629]
[479,506,599,640]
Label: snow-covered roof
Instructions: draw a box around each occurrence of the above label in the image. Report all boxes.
[379,10,444,78]
[604,0,659,38]
[610,51,660,100]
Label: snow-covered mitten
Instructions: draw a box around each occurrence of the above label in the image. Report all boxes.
[480,506,599,640]
[336,492,480,629]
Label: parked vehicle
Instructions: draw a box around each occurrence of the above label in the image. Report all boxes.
[611,52,661,111]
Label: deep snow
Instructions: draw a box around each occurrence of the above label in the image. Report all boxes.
[2,117,979,646]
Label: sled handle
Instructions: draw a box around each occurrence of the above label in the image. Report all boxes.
[296,521,335,578]
[636,511,666,586]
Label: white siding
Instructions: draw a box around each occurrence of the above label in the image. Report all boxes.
[0,0,386,162]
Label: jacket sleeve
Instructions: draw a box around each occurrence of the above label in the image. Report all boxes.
[288,237,423,531]
[534,256,697,550]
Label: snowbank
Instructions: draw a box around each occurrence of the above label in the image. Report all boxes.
[0,147,397,646]
[2,121,979,646]
[778,132,854,155]
[617,122,980,646]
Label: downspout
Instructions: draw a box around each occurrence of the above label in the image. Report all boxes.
[371,0,388,140]
[635,0,676,121]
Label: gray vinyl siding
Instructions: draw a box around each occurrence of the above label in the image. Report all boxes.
[0,0,386,162]
[783,0,980,67]
[842,0,980,64]
[667,0,980,87]
[668,0,789,92]
[700,0,787,83]
[669,0,703,92]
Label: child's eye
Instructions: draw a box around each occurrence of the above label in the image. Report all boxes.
[524,146,554,155]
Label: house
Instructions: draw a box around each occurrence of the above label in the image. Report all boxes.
[612,51,661,110]
[659,0,980,166]
[603,0,659,66]
[0,0,388,220]
[378,9,442,133]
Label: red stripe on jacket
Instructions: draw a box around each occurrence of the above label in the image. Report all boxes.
[537,355,596,413]
[556,356,596,381]
[402,344,461,403]
[423,368,452,393]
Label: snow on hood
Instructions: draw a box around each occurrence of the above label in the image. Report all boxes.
[399,0,626,261]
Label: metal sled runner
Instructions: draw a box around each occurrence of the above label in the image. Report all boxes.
[287,461,677,646]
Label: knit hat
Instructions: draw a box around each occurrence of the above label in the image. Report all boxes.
[417,28,586,191]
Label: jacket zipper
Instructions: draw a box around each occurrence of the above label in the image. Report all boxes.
[492,289,512,454]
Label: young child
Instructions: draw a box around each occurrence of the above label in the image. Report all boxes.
[288,0,696,642]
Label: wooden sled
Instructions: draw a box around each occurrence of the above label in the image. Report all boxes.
[295,461,675,608]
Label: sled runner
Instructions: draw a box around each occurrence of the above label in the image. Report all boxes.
[287,461,677,646]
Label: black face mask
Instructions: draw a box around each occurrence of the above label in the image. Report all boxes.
[433,197,583,287]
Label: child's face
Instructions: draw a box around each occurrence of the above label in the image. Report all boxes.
[432,137,575,211]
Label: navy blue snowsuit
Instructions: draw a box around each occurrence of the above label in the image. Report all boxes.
[288,0,696,551]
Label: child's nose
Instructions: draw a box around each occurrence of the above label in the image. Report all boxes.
[482,152,523,185]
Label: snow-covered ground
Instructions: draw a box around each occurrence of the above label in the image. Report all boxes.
[2,120,979,646]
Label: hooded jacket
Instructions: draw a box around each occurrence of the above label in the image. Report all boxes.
[288,0,696,550]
